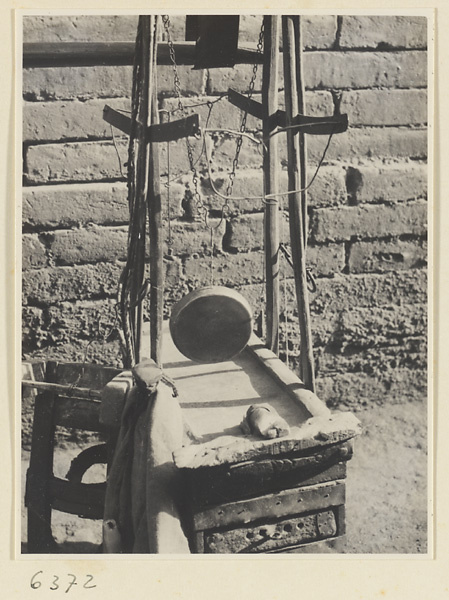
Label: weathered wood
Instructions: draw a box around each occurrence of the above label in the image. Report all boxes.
[65,444,108,482]
[184,441,352,506]
[185,460,347,508]
[335,503,346,536]
[23,42,263,69]
[193,532,204,554]
[270,535,343,553]
[246,334,330,418]
[148,77,164,366]
[192,16,240,69]
[53,396,102,432]
[192,480,345,531]
[51,498,103,521]
[103,105,200,142]
[263,16,281,355]
[203,509,337,553]
[131,15,154,362]
[49,478,105,519]
[22,380,102,399]
[174,411,360,469]
[228,88,348,135]
[26,361,58,553]
[282,15,315,391]
[54,362,121,389]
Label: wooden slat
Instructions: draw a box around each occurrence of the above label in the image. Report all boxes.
[26,361,58,553]
[203,509,337,553]
[282,15,315,391]
[53,397,102,431]
[263,15,281,355]
[269,535,343,553]
[49,477,105,520]
[246,334,330,418]
[103,105,200,142]
[22,380,101,399]
[227,88,264,119]
[54,362,121,389]
[193,16,240,69]
[23,42,263,69]
[148,68,164,366]
[186,460,347,508]
[192,480,345,531]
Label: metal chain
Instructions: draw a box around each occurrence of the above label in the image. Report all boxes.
[224,22,264,205]
[162,16,207,223]
[162,15,264,228]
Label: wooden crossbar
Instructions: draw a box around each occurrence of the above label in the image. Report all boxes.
[103,105,200,142]
[23,42,263,69]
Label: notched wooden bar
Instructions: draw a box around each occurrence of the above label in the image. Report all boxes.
[203,508,338,553]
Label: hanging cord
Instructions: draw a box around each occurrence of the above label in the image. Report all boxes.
[118,16,159,368]
[279,195,290,367]
[203,126,335,204]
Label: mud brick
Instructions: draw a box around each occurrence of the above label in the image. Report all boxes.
[310,270,427,314]
[341,89,427,127]
[23,66,133,101]
[348,238,427,273]
[23,98,131,142]
[311,303,427,351]
[22,262,123,304]
[226,213,292,251]
[304,51,427,90]
[316,367,427,408]
[48,226,128,265]
[339,16,427,50]
[23,15,139,43]
[163,218,226,256]
[25,140,127,184]
[305,127,428,163]
[44,299,120,345]
[184,251,265,288]
[158,65,205,95]
[346,163,427,205]
[311,201,427,243]
[22,183,129,230]
[316,338,427,377]
[22,234,48,270]
[307,243,346,276]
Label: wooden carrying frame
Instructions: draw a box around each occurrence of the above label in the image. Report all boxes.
[22,15,357,554]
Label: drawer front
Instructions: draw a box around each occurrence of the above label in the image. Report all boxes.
[203,508,338,553]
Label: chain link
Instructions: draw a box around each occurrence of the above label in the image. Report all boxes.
[163,15,264,228]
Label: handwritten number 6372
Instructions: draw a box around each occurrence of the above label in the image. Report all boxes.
[30,571,96,593]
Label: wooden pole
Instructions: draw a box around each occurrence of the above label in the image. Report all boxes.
[281,15,315,391]
[129,16,154,364]
[23,42,264,68]
[26,361,58,553]
[147,17,164,366]
[262,16,280,355]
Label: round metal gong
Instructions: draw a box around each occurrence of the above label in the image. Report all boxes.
[169,286,253,363]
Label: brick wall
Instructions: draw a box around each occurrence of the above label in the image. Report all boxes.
[22,15,428,420]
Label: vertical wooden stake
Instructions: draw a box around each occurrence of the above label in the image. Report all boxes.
[26,361,58,553]
[263,15,280,355]
[147,16,164,366]
[130,16,155,364]
[148,84,164,365]
[282,15,315,391]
